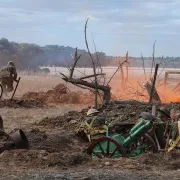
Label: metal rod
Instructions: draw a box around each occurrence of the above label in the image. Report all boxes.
[151,105,156,116]
[10,77,21,101]
[151,105,161,150]
[154,132,161,150]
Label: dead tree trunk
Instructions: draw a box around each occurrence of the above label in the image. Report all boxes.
[143,81,161,103]
[60,47,111,105]
[149,64,159,104]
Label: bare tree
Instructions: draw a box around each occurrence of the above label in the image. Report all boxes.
[59,19,128,106]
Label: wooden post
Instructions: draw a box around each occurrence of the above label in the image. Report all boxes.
[151,104,156,116]
[164,72,168,88]
[125,51,129,82]
[10,77,21,101]
[149,64,159,104]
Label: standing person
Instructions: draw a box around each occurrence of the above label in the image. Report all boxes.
[169,109,180,150]
[155,107,171,149]
[0,61,18,96]
[170,109,180,122]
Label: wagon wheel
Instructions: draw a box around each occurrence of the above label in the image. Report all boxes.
[0,84,3,99]
[140,134,158,153]
[87,137,126,158]
[127,134,158,157]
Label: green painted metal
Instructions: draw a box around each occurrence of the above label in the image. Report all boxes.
[92,135,125,158]
[130,118,145,134]
[123,120,153,148]
[91,119,154,158]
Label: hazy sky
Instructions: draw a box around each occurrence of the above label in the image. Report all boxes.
[0,0,180,56]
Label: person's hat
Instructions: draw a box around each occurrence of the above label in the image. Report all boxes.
[87,108,99,116]
[7,61,15,66]
[139,112,156,121]
[157,107,170,118]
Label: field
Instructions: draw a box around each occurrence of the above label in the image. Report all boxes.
[0,70,180,180]
[2,75,86,132]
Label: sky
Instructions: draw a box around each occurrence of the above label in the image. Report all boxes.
[0,0,180,56]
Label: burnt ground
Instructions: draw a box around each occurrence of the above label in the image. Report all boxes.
[0,100,180,179]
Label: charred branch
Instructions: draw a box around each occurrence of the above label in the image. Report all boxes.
[61,74,110,92]
[149,64,159,104]
[61,71,111,104]
[79,73,106,80]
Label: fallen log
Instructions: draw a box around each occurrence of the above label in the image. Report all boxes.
[61,73,111,104]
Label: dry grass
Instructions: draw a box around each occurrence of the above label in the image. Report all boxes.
[15,75,85,98]
[1,74,87,132]
[1,105,84,133]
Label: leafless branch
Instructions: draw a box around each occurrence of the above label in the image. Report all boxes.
[69,47,81,78]
[120,63,125,88]
[85,18,98,108]
[157,56,165,79]
[91,34,103,74]
[59,72,68,79]
[65,57,70,71]
[107,59,128,85]
[91,34,106,87]
[79,73,105,80]
[150,40,156,78]
[159,55,164,66]
[125,51,129,83]
[141,53,146,81]
[61,76,110,92]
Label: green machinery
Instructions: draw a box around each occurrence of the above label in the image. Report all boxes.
[87,118,158,158]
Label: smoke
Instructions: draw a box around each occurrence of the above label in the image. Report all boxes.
[109,73,180,103]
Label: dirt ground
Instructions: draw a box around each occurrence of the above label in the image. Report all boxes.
[0,75,180,180]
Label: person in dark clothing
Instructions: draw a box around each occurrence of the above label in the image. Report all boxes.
[0,61,18,96]
[155,107,171,149]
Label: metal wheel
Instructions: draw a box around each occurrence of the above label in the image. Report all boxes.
[87,137,126,158]
[126,134,158,157]
[0,84,3,99]
[140,134,158,153]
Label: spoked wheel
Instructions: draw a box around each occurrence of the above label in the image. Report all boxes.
[0,84,3,99]
[87,137,126,158]
[127,134,158,157]
[140,134,158,153]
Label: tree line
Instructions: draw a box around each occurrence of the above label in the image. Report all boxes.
[0,38,179,70]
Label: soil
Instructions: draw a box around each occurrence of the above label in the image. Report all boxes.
[38,100,180,131]
[0,99,45,108]
[1,123,180,179]
[0,86,180,179]
[21,83,95,105]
